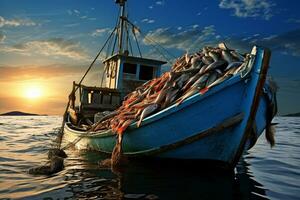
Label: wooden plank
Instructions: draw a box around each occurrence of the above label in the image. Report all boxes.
[126,112,244,157]
[73,82,121,94]
[103,54,167,65]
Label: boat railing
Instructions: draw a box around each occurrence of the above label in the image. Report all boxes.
[71,82,121,117]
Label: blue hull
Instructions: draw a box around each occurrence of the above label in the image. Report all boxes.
[64,46,276,168]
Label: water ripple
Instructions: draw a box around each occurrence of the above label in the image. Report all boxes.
[0,116,299,199]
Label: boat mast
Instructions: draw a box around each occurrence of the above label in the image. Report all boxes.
[116,0,127,54]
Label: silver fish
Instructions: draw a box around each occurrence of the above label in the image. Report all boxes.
[208,51,220,62]
[163,88,179,108]
[202,56,214,65]
[204,60,227,72]
[154,87,169,105]
[182,72,203,91]
[179,67,201,75]
[190,73,209,88]
[137,103,159,127]
[202,46,211,55]
[177,73,192,88]
[205,72,219,87]
[199,64,208,74]
[215,69,223,76]
[185,53,192,64]
[222,50,236,63]
[207,74,232,89]
[230,51,245,62]
[233,62,246,75]
[168,89,180,103]
[176,87,198,105]
[218,42,229,51]
[224,67,238,76]
[225,61,243,71]
[191,56,203,68]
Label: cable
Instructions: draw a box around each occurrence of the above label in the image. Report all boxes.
[56,26,117,149]
[125,18,176,64]
[132,26,142,57]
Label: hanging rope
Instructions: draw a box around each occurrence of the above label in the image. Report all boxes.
[78,27,117,87]
[106,32,114,58]
[142,33,177,62]
[124,18,176,64]
[132,26,142,57]
[127,25,134,56]
[125,19,129,53]
[109,7,121,56]
[55,26,117,149]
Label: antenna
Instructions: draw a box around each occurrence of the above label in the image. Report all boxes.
[116,0,127,54]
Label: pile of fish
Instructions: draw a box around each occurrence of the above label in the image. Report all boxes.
[90,43,250,134]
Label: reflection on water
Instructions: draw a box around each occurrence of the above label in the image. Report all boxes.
[21,152,268,200]
[0,116,299,199]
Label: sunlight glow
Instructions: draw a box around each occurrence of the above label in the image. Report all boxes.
[24,86,42,99]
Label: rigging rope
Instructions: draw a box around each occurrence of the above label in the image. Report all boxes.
[110,7,121,56]
[125,18,176,64]
[56,26,117,149]
[132,26,142,57]
[127,26,134,56]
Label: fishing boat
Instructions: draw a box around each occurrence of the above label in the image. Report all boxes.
[63,0,277,169]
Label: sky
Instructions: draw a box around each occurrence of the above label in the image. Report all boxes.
[0,0,299,115]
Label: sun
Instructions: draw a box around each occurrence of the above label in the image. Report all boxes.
[24,86,42,99]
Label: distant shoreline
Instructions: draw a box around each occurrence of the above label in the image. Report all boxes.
[282,112,300,117]
[0,111,47,116]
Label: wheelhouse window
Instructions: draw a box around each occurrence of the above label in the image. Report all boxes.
[139,65,154,80]
[123,63,137,74]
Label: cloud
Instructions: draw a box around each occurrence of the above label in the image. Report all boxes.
[156,1,165,5]
[0,38,89,60]
[196,6,208,16]
[144,23,300,58]
[73,9,80,15]
[67,9,95,21]
[219,0,275,20]
[67,9,80,16]
[222,29,300,56]
[67,10,73,15]
[260,29,300,56]
[64,23,80,28]
[91,28,111,37]
[141,18,155,24]
[0,32,5,43]
[149,1,164,9]
[0,16,36,27]
[0,64,85,81]
[286,18,300,24]
[143,25,217,52]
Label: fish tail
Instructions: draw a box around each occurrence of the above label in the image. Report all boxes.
[176,98,184,106]
[137,118,143,128]
[119,120,132,134]
[199,87,209,94]
[265,124,275,147]
[117,127,124,135]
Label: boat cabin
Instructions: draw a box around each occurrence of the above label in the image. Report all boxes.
[103,53,166,99]
[68,0,167,124]
[72,54,166,121]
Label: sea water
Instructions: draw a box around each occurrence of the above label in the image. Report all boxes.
[0,116,299,199]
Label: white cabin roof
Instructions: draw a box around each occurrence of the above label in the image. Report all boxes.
[103,53,167,66]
